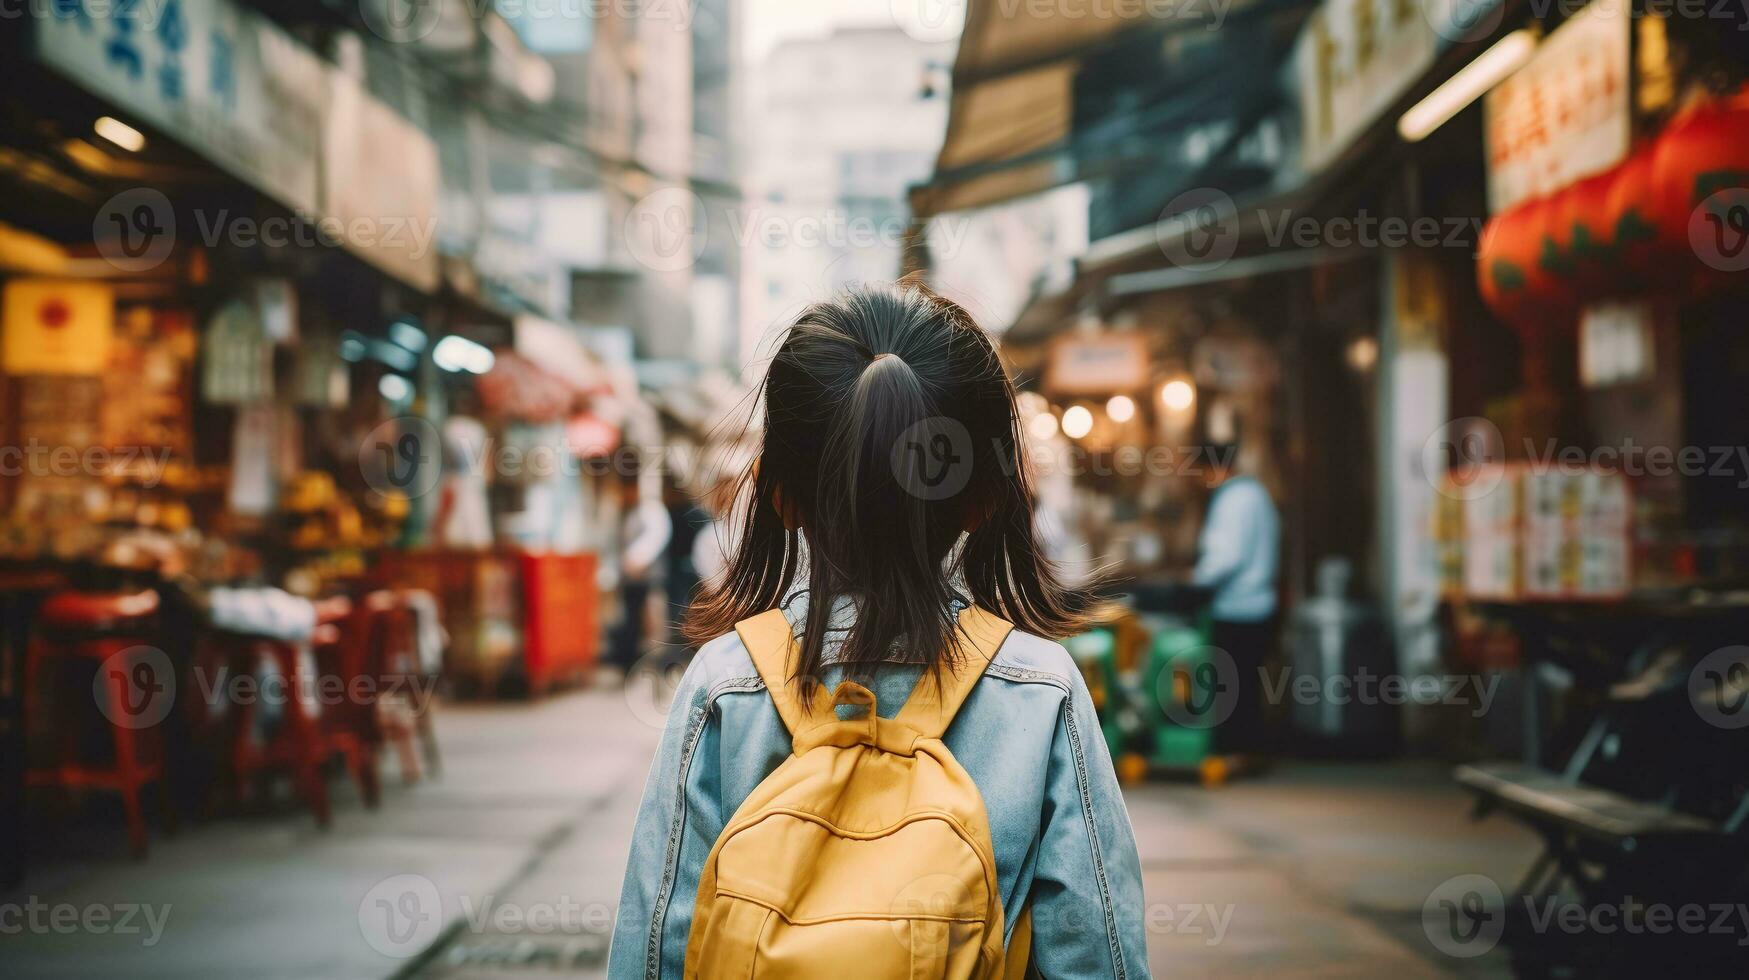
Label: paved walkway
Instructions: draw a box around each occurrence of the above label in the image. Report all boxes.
[6,682,1539,979]
[4,686,666,980]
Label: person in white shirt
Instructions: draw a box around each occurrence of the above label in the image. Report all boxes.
[1192,442,1280,758]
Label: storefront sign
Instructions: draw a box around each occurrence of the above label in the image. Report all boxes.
[32,0,328,216]
[1296,0,1438,174]
[323,74,442,292]
[2,279,114,376]
[1044,332,1151,396]
[202,298,272,403]
[1579,301,1653,388]
[1485,1,1630,213]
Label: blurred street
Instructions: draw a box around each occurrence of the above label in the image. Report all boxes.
[4,0,1749,976]
[5,683,1544,978]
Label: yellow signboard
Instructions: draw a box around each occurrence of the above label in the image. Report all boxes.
[2,279,114,375]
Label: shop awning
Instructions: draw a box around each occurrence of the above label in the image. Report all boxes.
[910,2,1153,219]
[911,0,1309,220]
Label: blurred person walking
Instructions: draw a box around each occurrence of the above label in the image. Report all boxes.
[1193,441,1281,766]
[660,475,711,653]
[609,473,672,675]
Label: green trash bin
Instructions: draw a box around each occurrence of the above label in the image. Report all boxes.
[1068,605,1229,787]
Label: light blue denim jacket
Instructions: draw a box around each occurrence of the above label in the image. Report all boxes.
[607,595,1152,979]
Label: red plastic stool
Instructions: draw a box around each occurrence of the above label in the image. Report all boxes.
[363,591,442,784]
[310,596,381,809]
[220,631,331,828]
[24,589,166,858]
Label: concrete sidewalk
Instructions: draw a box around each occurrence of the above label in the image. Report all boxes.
[7,680,1540,979]
[407,703,1541,978]
[3,686,666,980]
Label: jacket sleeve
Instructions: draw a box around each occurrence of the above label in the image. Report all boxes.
[607,662,730,980]
[1027,671,1153,979]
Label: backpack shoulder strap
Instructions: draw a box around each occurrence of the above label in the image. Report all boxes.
[895,605,1014,740]
[735,609,833,742]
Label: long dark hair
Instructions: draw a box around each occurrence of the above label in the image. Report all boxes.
[686,283,1092,686]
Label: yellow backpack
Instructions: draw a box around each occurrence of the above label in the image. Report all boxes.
[683,605,1031,979]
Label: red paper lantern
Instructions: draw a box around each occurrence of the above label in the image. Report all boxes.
[1602,145,1660,280]
[1555,171,1620,292]
[1479,195,1564,325]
